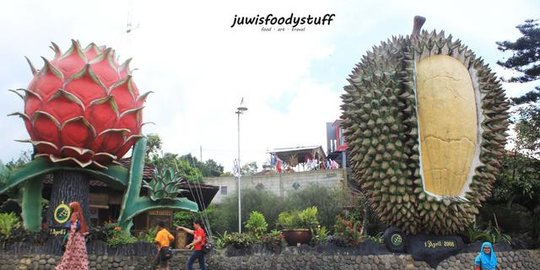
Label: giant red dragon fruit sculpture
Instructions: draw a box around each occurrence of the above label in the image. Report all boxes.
[1,40,198,234]
[12,40,149,168]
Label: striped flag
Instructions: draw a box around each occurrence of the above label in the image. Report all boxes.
[233,159,241,178]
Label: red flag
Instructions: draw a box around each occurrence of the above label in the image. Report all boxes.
[276,159,282,173]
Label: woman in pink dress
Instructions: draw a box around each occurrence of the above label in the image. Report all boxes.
[56,201,89,270]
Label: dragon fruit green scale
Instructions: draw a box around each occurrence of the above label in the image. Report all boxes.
[10,40,150,169]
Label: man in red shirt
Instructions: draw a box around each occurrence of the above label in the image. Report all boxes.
[177,220,207,270]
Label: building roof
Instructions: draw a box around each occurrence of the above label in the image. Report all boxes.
[178,183,220,211]
[116,157,156,180]
[268,145,326,167]
[270,145,323,153]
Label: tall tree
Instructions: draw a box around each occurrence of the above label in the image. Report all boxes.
[495,19,540,243]
[179,154,224,177]
[497,19,540,83]
[145,133,163,163]
[515,106,540,155]
[497,19,540,103]
[200,159,224,177]
[144,135,224,180]
[490,151,540,244]
[497,19,540,155]
[180,153,199,167]
[4,151,32,170]
[152,152,203,183]
[241,161,258,176]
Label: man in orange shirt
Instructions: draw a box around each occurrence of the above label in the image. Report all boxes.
[177,219,207,270]
[154,221,174,270]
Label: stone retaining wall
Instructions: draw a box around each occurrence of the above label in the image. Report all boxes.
[0,249,538,269]
[206,249,540,270]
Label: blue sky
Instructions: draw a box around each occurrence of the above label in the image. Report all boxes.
[0,0,538,171]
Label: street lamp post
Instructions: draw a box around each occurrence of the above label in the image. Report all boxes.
[236,105,247,233]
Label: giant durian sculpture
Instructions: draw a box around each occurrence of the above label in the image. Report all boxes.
[341,16,509,235]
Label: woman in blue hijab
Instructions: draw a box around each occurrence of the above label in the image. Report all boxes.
[474,242,499,270]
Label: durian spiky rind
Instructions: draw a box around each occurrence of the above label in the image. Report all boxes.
[341,30,508,235]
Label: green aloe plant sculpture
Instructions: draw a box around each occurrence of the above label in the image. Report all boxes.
[143,166,186,201]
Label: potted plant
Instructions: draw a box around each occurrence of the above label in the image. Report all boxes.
[277,206,319,246]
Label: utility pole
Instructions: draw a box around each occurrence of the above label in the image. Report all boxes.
[235,99,247,233]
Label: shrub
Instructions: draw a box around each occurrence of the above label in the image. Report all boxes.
[98,222,138,247]
[214,233,225,248]
[312,225,329,244]
[107,230,138,247]
[276,210,301,230]
[363,232,384,244]
[213,188,287,234]
[465,224,512,245]
[298,207,319,230]
[173,211,196,228]
[139,226,157,243]
[333,214,363,246]
[87,227,107,242]
[478,203,532,234]
[277,207,320,231]
[207,204,236,235]
[0,212,20,238]
[245,211,268,238]
[261,229,283,251]
[287,185,345,230]
[210,186,347,235]
[0,226,46,248]
[221,232,256,248]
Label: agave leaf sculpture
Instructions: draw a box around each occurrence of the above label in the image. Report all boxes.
[143,166,187,201]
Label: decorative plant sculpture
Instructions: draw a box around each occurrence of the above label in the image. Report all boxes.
[0,41,198,232]
[143,166,186,201]
[341,17,509,235]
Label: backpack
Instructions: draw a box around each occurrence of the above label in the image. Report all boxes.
[161,247,173,260]
[202,241,213,254]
